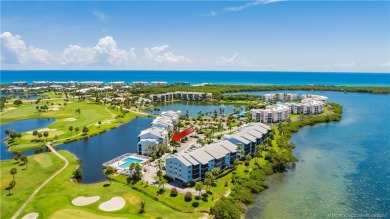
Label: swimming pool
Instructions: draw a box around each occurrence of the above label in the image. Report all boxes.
[118,157,145,168]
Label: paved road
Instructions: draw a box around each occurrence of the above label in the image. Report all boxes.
[11,143,69,219]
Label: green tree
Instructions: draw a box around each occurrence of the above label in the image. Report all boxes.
[73,168,83,178]
[76,108,81,118]
[37,132,43,142]
[43,131,49,142]
[69,126,73,138]
[212,167,220,177]
[210,197,241,219]
[159,178,168,190]
[82,126,89,135]
[195,181,203,197]
[20,155,28,168]
[98,121,102,128]
[139,201,146,214]
[105,166,115,184]
[13,99,23,106]
[33,130,38,141]
[10,168,17,181]
[7,180,16,196]
[75,127,80,135]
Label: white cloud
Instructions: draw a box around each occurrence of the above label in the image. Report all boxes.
[225,0,284,12]
[92,10,107,22]
[144,44,192,65]
[1,31,51,64]
[216,53,239,66]
[334,61,357,68]
[59,45,96,65]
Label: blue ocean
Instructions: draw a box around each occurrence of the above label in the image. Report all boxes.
[1,70,389,86]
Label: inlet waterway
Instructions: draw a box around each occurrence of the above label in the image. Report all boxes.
[234,91,390,219]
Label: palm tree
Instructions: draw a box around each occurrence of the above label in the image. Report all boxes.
[21,155,28,168]
[98,121,102,128]
[159,178,168,190]
[233,159,239,169]
[43,131,49,142]
[8,180,16,195]
[204,178,212,192]
[69,126,73,138]
[195,181,203,197]
[10,168,17,181]
[37,132,43,142]
[82,126,89,135]
[105,166,115,184]
[75,108,81,118]
[156,159,164,171]
[32,130,38,141]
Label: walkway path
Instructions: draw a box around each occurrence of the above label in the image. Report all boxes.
[11,143,69,219]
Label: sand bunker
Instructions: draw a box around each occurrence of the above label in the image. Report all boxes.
[22,212,39,219]
[99,197,126,212]
[38,128,57,132]
[72,196,100,206]
[51,107,59,111]
[64,118,77,121]
[3,107,16,112]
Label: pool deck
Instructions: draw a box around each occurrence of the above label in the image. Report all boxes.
[102,153,149,175]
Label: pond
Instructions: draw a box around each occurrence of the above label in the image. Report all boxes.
[145,101,238,117]
[0,118,56,160]
[59,117,153,183]
[0,93,41,99]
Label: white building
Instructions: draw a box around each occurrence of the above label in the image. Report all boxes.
[250,104,291,123]
[288,95,328,115]
[165,122,270,183]
[150,91,212,102]
[264,93,297,102]
[79,81,104,87]
[137,127,168,155]
[109,81,125,87]
[132,81,149,87]
[224,122,270,155]
[151,81,168,87]
[12,81,28,87]
[165,140,238,183]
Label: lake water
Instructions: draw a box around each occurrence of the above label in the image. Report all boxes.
[147,101,237,117]
[0,118,56,160]
[59,117,153,183]
[240,91,390,218]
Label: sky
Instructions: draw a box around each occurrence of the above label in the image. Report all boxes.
[1,0,389,72]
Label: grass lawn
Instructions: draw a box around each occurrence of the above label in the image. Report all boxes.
[1,152,65,219]
[14,151,202,219]
[1,99,145,151]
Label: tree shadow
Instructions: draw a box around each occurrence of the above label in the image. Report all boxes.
[5,188,13,196]
[103,183,111,187]
[156,188,165,195]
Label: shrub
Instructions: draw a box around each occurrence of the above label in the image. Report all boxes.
[192,201,199,207]
[184,192,192,202]
[170,187,178,197]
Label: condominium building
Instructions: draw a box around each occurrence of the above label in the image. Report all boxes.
[250,104,291,123]
[137,127,168,155]
[264,93,297,102]
[165,140,238,183]
[109,81,125,87]
[224,122,270,155]
[12,81,28,87]
[137,110,181,155]
[287,94,328,115]
[151,81,168,87]
[165,122,270,183]
[79,81,104,87]
[149,91,212,102]
[132,81,149,87]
